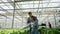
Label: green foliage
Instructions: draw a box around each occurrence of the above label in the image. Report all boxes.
[0,28,60,34]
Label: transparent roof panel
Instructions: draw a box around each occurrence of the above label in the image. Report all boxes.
[1,6,9,9]
[21,4,33,8]
[0,11,6,14]
[15,0,60,12]
[48,3,59,7]
[0,0,60,16]
[51,0,60,2]
[0,0,14,2]
[2,0,8,2]
[0,3,14,9]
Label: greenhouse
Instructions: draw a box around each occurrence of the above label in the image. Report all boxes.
[0,0,60,34]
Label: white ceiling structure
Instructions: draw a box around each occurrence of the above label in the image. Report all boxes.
[0,0,60,15]
[0,0,60,28]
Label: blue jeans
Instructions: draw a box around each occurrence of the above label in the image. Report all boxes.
[30,29,39,34]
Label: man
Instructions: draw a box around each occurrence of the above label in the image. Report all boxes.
[48,22,51,28]
[27,12,38,24]
[27,12,39,34]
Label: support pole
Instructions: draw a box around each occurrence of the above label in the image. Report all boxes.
[12,0,15,28]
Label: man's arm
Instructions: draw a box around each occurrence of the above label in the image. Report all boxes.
[27,18,30,24]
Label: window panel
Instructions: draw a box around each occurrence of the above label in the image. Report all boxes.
[48,3,59,7]
[51,0,60,2]
[1,0,14,2]
[0,11,6,14]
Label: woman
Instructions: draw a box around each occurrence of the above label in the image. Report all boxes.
[29,16,39,34]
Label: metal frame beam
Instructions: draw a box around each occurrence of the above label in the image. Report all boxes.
[15,2,60,5]
[15,0,42,2]
[0,7,60,10]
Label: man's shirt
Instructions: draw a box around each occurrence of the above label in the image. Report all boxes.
[27,16,38,29]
